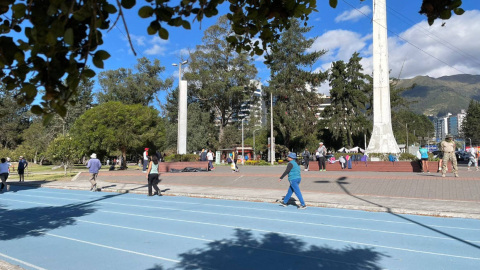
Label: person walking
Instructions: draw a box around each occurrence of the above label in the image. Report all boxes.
[302,148,310,171]
[441,134,458,178]
[0,158,10,193]
[207,150,215,171]
[232,150,239,172]
[419,145,429,173]
[17,156,28,182]
[143,148,150,173]
[156,150,163,163]
[317,142,327,171]
[278,153,306,210]
[467,146,478,171]
[146,155,162,196]
[86,153,102,192]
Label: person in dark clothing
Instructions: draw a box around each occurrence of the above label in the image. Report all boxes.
[278,153,306,209]
[302,148,310,171]
[17,156,28,182]
[233,150,239,172]
[146,155,161,196]
[199,149,207,161]
[156,151,163,162]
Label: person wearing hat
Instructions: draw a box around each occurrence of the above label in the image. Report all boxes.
[278,152,307,209]
[86,153,102,192]
[17,156,28,182]
[143,148,150,173]
[317,142,327,171]
[441,134,458,177]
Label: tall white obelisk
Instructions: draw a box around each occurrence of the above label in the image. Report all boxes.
[178,80,187,154]
[366,0,400,154]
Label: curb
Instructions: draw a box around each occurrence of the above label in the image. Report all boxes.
[7,182,480,220]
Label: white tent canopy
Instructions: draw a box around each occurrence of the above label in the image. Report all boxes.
[338,146,365,153]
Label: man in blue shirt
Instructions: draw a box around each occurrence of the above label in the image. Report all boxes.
[278,153,306,209]
[17,156,28,182]
[86,153,102,192]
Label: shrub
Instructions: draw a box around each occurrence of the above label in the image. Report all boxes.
[245,160,258,165]
[257,160,272,166]
[399,153,417,161]
[164,154,200,162]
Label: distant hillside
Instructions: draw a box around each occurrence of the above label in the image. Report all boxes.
[396,74,480,116]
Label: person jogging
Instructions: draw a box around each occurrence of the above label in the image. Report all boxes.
[278,153,307,210]
[146,155,162,196]
[86,153,102,192]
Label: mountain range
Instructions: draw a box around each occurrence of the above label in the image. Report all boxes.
[396,74,480,117]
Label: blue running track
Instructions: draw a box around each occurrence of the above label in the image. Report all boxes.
[1,186,480,270]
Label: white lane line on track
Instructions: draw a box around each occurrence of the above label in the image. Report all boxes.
[0,222,216,270]
[0,198,372,267]
[0,252,47,270]
[7,193,480,243]
[26,189,480,231]
[3,197,480,261]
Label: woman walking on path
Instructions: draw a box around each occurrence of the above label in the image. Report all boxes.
[419,145,429,173]
[0,158,11,192]
[146,155,161,196]
[278,153,307,210]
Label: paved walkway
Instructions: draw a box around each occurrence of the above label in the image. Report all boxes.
[1,187,480,269]
[5,164,480,219]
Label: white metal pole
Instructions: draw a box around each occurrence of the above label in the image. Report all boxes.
[270,92,274,165]
[242,119,244,165]
[253,130,256,160]
[406,123,408,152]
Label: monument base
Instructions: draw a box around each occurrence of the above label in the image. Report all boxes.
[367,123,400,153]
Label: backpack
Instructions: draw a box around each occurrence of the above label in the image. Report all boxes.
[388,154,395,162]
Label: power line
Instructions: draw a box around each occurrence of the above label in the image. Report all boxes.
[372,0,480,68]
[341,0,469,75]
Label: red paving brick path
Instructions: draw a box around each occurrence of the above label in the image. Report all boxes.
[78,164,480,202]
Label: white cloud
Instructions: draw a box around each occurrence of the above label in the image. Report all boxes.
[129,34,146,47]
[143,36,169,56]
[308,30,372,62]
[311,10,480,79]
[364,10,480,78]
[335,6,371,23]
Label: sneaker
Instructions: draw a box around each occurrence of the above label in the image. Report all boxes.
[476,168,479,171]
[279,201,287,207]
[298,205,307,210]
[468,168,471,171]
[427,171,430,173]
[455,173,459,178]
[442,174,445,178]
[323,169,326,172]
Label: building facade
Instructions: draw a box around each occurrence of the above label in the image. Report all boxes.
[433,110,466,140]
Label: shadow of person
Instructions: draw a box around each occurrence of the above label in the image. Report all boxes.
[169,229,385,270]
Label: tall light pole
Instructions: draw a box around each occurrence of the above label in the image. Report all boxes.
[468,138,472,148]
[172,60,188,154]
[270,92,274,165]
[241,118,245,165]
[253,129,260,160]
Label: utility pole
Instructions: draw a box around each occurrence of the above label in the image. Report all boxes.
[270,92,274,165]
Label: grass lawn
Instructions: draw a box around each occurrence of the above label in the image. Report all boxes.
[7,172,78,182]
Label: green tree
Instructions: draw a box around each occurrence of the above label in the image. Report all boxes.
[46,135,82,175]
[184,16,257,145]
[0,0,462,118]
[71,102,165,168]
[265,19,327,151]
[20,122,52,164]
[97,57,173,106]
[0,88,30,149]
[462,100,480,145]
[391,110,434,145]
[322,53,371,148]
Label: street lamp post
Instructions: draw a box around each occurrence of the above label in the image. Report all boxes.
[468,138,472,148]
[241,118,245,165]
[172,60,188,154]
[270,92,274,165]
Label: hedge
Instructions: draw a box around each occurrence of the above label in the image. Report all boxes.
[164,154,200,162]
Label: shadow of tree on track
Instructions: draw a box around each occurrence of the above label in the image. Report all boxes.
[149,229,385,270]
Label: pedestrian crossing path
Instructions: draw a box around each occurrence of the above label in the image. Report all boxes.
[1,186,479,270]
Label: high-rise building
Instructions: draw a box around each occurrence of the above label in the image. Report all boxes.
[433,110,466,140]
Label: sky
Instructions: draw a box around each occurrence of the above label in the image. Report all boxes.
[85,0,480,103]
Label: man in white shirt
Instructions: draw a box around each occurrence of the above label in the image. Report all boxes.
[467,147,478,171]
[143,148,149,173]
[207,150,215,170]
[0,158,11,192]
